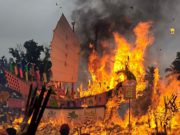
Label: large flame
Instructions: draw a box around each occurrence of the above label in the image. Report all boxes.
[2,21,179,135]
[80,21,154,97]
[34,21,180,134]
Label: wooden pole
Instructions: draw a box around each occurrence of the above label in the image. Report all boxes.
[33,88,52,133]
[21,84,33,132]
[129,98,131,134]
[27,86,46,135]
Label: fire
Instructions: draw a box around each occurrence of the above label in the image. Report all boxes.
[156,75,180,129]
[2,21,179,135]
[76,21,180,134]
[11,116,24,132]
[80,21,154,97]
[153,67,159,95]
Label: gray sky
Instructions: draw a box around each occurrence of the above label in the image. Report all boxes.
[0,0,179,74]
[0,0,75,57]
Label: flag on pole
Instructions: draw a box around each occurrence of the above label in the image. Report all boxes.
[43,73,47,83]
[14,64,18,76]
[25,65,29,81]
[25,72,28,82]
[19,64,23,78]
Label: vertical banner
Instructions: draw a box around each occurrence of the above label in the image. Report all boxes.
[25,71,28,82]
[25,65,29,82]
[19,68,23,78]
[14,64,18,76]
[43,73,47,83]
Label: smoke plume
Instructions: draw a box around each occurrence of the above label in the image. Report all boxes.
[72,0,179,87]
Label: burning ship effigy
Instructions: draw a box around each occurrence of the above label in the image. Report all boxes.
[38,14,180,135]
[0,13,179,135]
[44,14,108,125]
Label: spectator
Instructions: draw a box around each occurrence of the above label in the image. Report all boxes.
[59,124,70,135]
[6,128,16,135]
[0,129,8,135]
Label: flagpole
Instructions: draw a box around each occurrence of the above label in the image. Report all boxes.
[129,98,131,133]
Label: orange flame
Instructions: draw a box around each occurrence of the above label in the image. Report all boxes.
[80,21,154,97]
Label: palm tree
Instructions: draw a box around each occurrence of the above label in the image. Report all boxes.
[145,66,156,85]
[165,52,180,80]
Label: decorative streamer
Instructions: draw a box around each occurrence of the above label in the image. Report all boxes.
[43,73,47,83]
[25,65,29,81]
[14,64,18,76]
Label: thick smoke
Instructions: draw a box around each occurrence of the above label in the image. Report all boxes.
[72,0,179,87]
[72,0,178,50]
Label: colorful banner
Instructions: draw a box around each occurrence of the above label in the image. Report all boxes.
[25,65,29,81]
[43,107,105,125]
[14,64,18,76]
[19,68,23,78]
[25,71,28,82]
[43,73,47,83]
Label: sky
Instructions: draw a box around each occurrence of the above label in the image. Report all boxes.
[0,0,179,74]
[0,0,75,57]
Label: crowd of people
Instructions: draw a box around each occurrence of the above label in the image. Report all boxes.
[0,124,91,135]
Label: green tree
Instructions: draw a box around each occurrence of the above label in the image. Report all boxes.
[165,52,180,80]
[24,40,44,64]
[8,40,52,81]
[9,46,25,63]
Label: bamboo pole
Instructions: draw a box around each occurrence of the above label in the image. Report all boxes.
[27,86,46,135]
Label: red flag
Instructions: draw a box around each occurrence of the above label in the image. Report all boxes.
[19,68,23,78]
[14,65,18,76]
